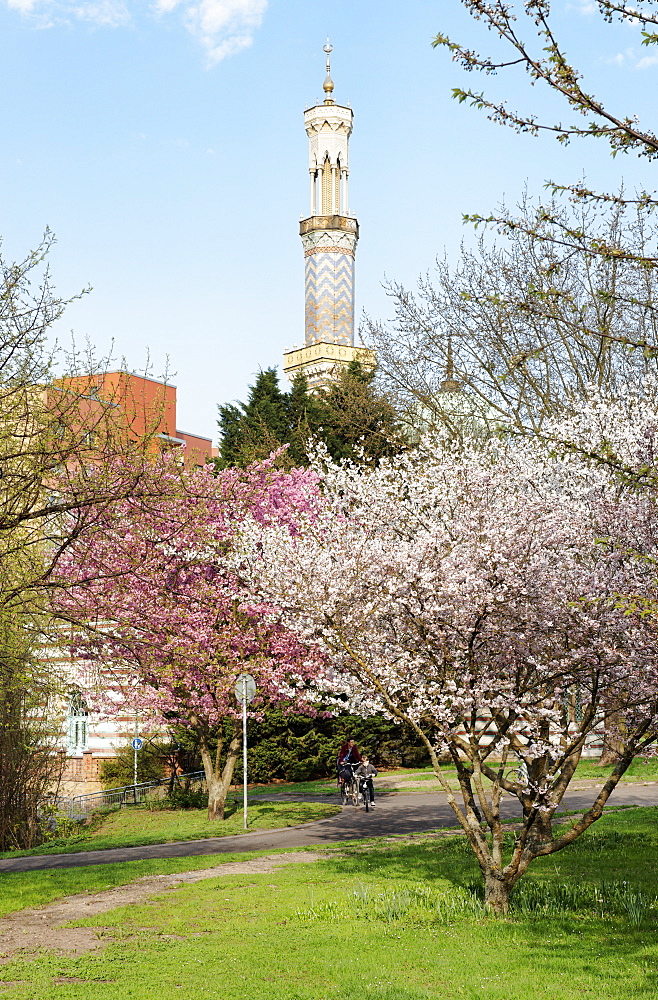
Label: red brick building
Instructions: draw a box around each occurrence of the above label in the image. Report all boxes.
[58,371,217,467]
[57,371,216,794]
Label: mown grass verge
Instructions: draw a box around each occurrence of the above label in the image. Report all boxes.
[0,800,339,859]
[385,757,658,783]
[0,849,289,917]
[0,807,657,998]
[247,757,658,797]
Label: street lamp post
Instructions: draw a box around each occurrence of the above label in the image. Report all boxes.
[234,673,256,830]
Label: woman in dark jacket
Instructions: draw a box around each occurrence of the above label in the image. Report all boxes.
[337,739,362,790]
[338,739,361,766]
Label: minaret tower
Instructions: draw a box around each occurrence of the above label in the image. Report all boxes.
[283,42,375,388]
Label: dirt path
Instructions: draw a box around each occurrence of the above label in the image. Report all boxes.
[0,851,325,965]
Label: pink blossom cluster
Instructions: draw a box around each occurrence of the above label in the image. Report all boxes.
[54,454,325,731]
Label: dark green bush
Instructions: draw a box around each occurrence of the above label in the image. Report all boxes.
[243,711,430,783]
[99,714,431,792]
[100,739,168,788]
[149,788,209,811]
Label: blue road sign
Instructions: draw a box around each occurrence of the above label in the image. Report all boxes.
[131,738,144,750]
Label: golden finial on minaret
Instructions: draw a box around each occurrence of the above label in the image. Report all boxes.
[323,39,334,103]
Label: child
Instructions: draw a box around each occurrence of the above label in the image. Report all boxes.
[355,755,378,807]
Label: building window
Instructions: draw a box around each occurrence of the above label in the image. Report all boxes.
[66,692,89,754]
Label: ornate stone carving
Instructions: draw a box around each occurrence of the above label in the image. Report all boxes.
[299,215,359,236]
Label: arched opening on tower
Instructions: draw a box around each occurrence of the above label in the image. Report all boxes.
[321,153,332,214]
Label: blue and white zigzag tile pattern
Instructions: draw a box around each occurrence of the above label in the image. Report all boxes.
[305,250,355,346]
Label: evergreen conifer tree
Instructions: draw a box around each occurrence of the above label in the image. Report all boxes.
[217,403,243,468]
[217,363,404,469]
[317,361,405,464]
[286,373,324,466]
[242,368,289,444]
[217,369,289,469]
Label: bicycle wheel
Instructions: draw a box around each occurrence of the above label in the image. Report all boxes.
[349,777,359,807]
[503,768,524,795]
[340,781,349,806]
[362,783,369,812]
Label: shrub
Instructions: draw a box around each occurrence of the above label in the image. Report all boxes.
[100,739,168,788]
[149,788,209,811]
[244,710,430,783]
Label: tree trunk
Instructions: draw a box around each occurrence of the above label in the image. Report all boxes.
[199,721,241,821]
[483,872,512,914]
[525,806,554,849]
[598,710,626,766]
[206,777,226,821]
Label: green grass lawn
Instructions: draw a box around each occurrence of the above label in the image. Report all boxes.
[249,777,338,796]
[390,758,658,782]
[249,757,658,798]
[0,807,657,999]
[0,800,339,859]
[0,850,290,917]
[572,757,658,781]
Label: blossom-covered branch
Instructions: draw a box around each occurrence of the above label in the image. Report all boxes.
[53,455,326,820]
[242,396,658,910]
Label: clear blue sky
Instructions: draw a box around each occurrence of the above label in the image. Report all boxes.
[0,0,656,440]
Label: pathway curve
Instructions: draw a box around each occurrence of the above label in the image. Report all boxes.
[2,783,657,874]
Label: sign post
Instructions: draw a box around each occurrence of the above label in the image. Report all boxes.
[234,673,256,830]
[131,737,143,794]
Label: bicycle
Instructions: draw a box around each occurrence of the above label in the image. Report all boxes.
[358,775,374,812]
[504,760,529,794]
[338,762,360,806]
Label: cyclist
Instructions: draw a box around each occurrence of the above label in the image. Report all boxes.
[337,739,361,795]
[337,738,362,770]
[355,755,378,808]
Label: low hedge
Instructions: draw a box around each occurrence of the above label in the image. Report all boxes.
[101,711,431,789]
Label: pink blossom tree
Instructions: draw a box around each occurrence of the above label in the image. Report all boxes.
[54,455,325,820]
[243,401,658,911]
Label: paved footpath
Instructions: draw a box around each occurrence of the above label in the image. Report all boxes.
[2,783,657,874]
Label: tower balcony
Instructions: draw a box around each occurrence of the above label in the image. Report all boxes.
[300,215,359,237]
[283,342,375,390]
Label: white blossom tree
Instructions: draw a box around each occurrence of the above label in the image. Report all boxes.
[240,391,658,912]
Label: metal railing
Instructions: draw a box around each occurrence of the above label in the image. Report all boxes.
[58,770,206,819]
